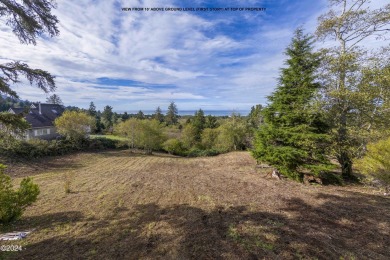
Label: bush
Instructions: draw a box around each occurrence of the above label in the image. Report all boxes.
[89,137,119,150]
[55,111,95,142]
[0,164,40,224]
[355,137,390,186]
[186,148,220,157]
[163,139,185,155]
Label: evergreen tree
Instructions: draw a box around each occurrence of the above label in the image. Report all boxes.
[122,112,130,121]
[112,112,119,124]
[204,115,218,129]
[192,109,206,141]
[166,102,178,125]
[101,105,114,131]
[0,0,59,130]
[153,106,164,123]
[46,94,63,105]
[248,104,263,129]
[95,110,103,133]
[252,29,332,181]
[88,102,97,117]
[136,110,145,120]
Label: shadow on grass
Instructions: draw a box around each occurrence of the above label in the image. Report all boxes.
[0,211,85,233]
[7,192,390,260]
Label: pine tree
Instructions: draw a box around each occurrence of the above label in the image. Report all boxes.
[204,115,218,129]
[122,112,130,121]
[153,106,164,123]
[252,29,332,181]
[136,110,145,120]
[101,105,113,130]
[192,109,206,141]
[46,94,63,105]
[88,102,97,117]
[166,102,178,125]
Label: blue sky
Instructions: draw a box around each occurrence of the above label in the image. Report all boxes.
[0,0,388,112]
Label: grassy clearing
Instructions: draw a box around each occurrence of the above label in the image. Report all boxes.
[1,150,389,259]
[90,134,129,141]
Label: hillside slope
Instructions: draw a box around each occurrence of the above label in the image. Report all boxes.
[1,150,389,259]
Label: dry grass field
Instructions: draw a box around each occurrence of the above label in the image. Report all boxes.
[1,150,389,259]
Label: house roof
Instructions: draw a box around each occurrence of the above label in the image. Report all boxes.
[8,107,26,114]
[9,103,65,128]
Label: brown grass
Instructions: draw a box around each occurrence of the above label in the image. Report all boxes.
[1,150,389,259]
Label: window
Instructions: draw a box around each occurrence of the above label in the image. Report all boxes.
[35,128,50,136]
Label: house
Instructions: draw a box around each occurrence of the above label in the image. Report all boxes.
[8,103,65,140]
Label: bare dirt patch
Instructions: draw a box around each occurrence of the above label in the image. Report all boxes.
[1,150,389,259]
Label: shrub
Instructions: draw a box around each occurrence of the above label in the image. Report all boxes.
[0,164,40,224]
[186,148,220,157]
[55,110,95,142]
[89,137,119,149]
[201,128,219,149]
[63,171,75,194]
[163,139,185,155]
[355,137,390,186]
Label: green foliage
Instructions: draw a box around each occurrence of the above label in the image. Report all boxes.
[252,29,333,181]
[55,110,95,142]
[205,115,218,129]
[153,106,164,123]
[216,114,248,152]
[88,136,123,149]
[0,112,31,143]
[0,0,59,45]
[192,109,206,141]
[136,110,145,120]
[166,102,178,125]
[0,0,59,135]
[138,120,166,154]
[0,95,32,112]
[181,124,198,149]
[201,128,219,149]
[163,139,185,155]
[186,148,219,157]
[101,105,114,131]
[115,119,166,154]
[248,104,263,129]
[355,137,390,185]
[88,102,97,117]
[0,164,40,224]
[0,138,76,158]
[316,0,390,178]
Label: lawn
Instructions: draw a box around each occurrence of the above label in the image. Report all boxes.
[1,150,389,259]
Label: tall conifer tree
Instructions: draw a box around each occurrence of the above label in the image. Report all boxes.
[166,102,178,125]
[252,29,332,180]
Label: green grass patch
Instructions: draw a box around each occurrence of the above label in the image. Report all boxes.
[90,135,129,141]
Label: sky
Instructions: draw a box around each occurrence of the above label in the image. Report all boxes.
[0,0,388,112]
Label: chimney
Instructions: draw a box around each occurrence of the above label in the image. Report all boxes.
[39,102,42,114]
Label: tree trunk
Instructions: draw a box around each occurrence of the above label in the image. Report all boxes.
[337,150,353,179]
